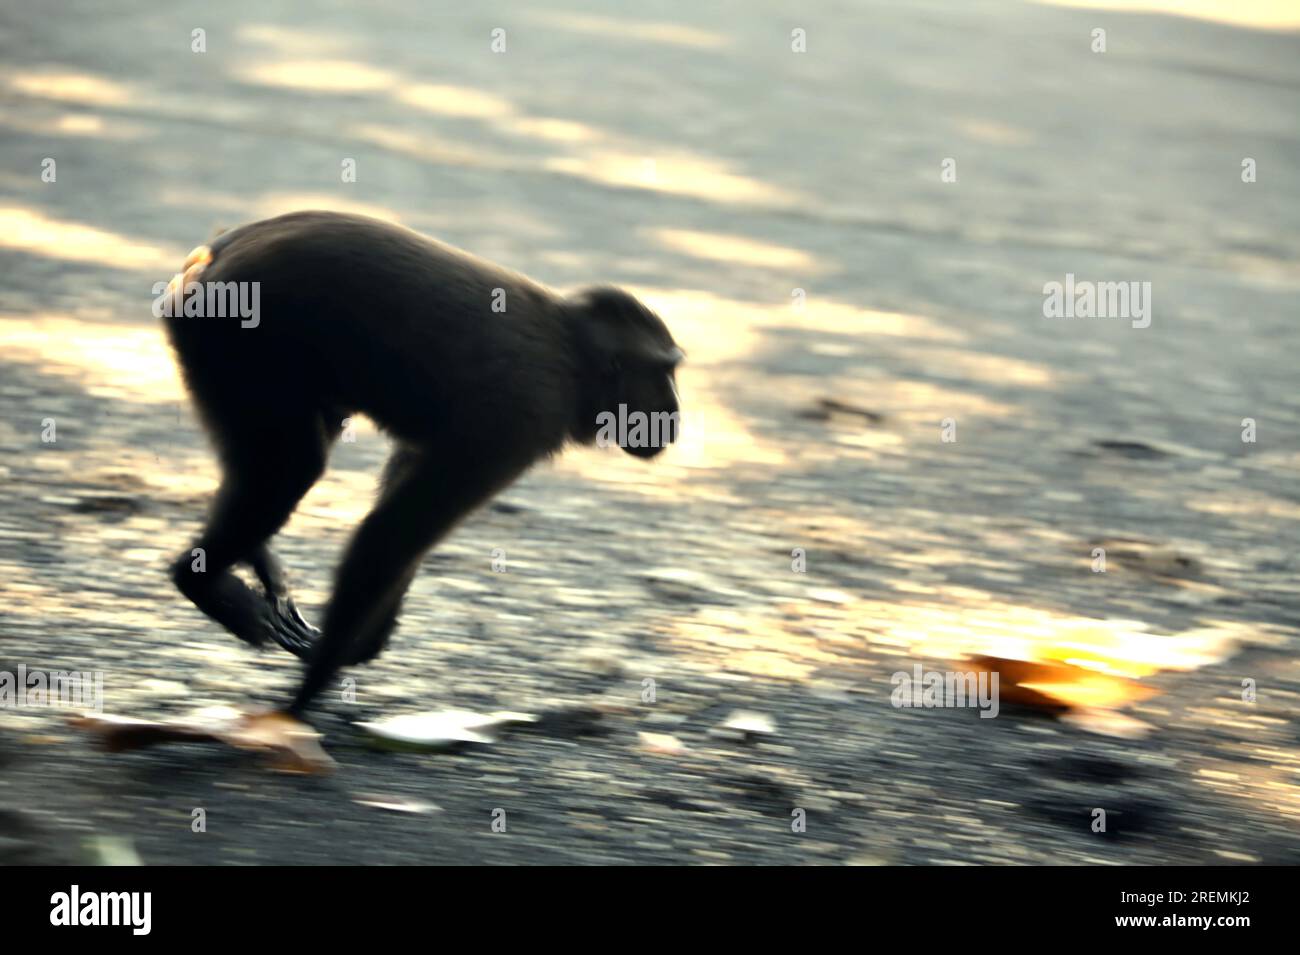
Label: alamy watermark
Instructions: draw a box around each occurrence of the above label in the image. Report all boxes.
[595,403,686,452]
[891,664,999,718]
[50,885,151,935]
[0,664,103,712]
[151,278,260,328]
[1043,273,1151,329]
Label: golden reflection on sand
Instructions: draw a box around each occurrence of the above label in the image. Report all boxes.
[649,228,819,272]
[251,193,404,223]
[506,117,598,144]
[545,149,796,206]
[6,71,131,106]
[0,314,184,401]
[238,59,397,93]
[352,122,499,168]
[152,187,405,225]
[5,57,793,214]
[0,109,144,140]
[1193,746,1300,819]
[641,288,966,349]
[0,564,55,606]
[1186,494,1300,521]
[669,607,844,680]
[955,119,1034,146]
[917,347,1060,388]
[557,376,788,494]
[530,12,731,49]
[558,287,1031,488]
[229,47,795,210]
[0,207,178,273]
[666,587,1245,702]
[396,84,515,119]
[236,24,347,56]
[1034,0,1300,29]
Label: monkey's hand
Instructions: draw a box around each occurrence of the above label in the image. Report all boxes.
[264,595,319,660]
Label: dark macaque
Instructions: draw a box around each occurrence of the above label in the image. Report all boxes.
[163,211,681,717]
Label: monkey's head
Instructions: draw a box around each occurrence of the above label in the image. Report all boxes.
[568,286,682,459]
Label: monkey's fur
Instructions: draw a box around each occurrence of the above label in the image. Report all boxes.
[163,211,681,715]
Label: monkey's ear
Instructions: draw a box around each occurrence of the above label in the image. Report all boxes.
[567,286,638,330]
[566,286,677,369]
[567,286,632,369]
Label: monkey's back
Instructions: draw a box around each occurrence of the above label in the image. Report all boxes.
[163,211,579,452]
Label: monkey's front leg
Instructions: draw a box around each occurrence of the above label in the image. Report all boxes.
[288,520,422,714]
[340,564,417,666]
[286,449,509,716]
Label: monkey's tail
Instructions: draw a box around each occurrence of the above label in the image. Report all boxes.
[158,224,248,321]
[159,244,214,319]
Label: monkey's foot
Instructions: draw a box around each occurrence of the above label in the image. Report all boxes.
[263,595,319,660]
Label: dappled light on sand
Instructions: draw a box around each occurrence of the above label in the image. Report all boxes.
[666,585,1246,736]
[0,314,185,402]
[531,12,732,50]
[231,47,797,209]
[0,109,142,140]
[1186,494,1300,522]
[649,229,819,272]
[559,391,787,499]
[1034,0,1300,30]
[238,58,397,93]
[545,149,797,206]
[560,287,1033,491]
[864,595,1243,727]
[6,71,132,106]
[0,207,179,273]
[153,185,406,225]
[669,607,846,680]
[396,84,515,120]
[639,288,967,349]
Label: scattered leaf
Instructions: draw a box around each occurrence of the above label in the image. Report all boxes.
[1088,439,1170,460]
[353,793,441,814]
[71,707,335,774]
[638,731,688,755]
[356,709,537,752]
[969,654,1156,714]
[712,710,776,741]
[799,398,885,424]
[1060,708,1154,739]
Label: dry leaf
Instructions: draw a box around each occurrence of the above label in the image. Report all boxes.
[71,707,335,774]
[353,793,441,814]
[638,731,688,755]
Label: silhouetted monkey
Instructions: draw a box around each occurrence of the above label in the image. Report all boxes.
[162,211,681,717]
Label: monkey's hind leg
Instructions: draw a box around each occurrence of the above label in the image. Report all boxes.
[171,422,328,658]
